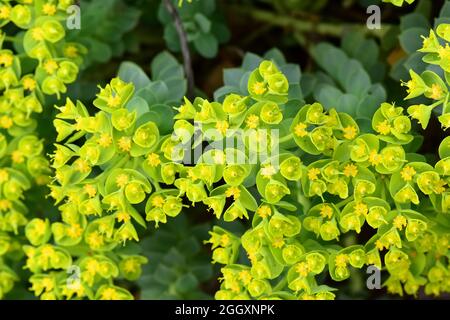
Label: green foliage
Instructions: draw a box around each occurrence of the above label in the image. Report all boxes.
[390,1,450,81]
[1,0,450,302]
[38,55,450,300]
[158,0,230,58]
[138,215,213,299]
[67,0,141,67]
[403,23,450,131]
[301,40,386,132]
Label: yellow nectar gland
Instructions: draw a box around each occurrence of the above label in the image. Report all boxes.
[123,259,138,274]
[0,199,12,211]
[0,6,11,19]
[118,136,132,152]
[75,159,90,173]
[151,195,165,208]
[97,133,113,147]
[375,239,385,251]
[31,27,45,41]
[320,205,333,219]
[42,3,57,16]
[430,83,445,100]
[376,120,391,135]
[67,224,83,239]
[438,44,450,61]
[238,270,252,285]
[219,234,230,247]
[64,45,78,58]
[307,168,321,181]
[247,249,258,264]
[343,126,357,140]
[294,122,308,137]
[215,120,229,135]
[7,90,22,103]
[116,211,131,223]
[87,231,104,249]
[369,150,382,166]
[178,103,190,115]
[296,262,309,277]
[252,81,267,95]
[83,184,97,198]
[421,35,434,51]
[272,237,285,249]
[33,219,47,235]
[0,115,13,129]
[402,79,415,96]
[101,288,119,300]
[43,60,59,75]
[12,150,25,164]
[40,245,55,258]
[354,202,368,216]
[115,174,129,188]
[199,166,213,180]
[23,77,37,91]
[85,259,100,275]
[107,95,121,108]
[335,254,348,268]
[227,279,241,293]
[225,186,241,200]
[67,190,83,204]
[400,166,416,182]
[147,153,161,167]
[0,53,13,67]
[393,215,407,230]
[261,164,277,179]
[256,205,272,218]
[343,163,358,178]
[40,278,55,292]
[245,114,259,129]
[433,179,446,194]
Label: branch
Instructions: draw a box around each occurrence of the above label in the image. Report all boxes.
[163,0,195,99]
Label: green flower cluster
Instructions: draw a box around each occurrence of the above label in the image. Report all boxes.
[28,62,288,299]
[40,57,450,300]
[206,64,450,299]
[383,0,416,6]
[403,23,450,131]
[0,0,84,298]
[27,78,157,300]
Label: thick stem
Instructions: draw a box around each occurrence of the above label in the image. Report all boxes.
[163,0,195,99]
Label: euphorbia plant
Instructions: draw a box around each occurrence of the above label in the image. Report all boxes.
[0,0,449,301]
[0,0,85,298]
[31,56,450,300]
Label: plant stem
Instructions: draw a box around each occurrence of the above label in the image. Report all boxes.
[296,181,311,213]
[336,195,354,209]
[233,6,392,39]
[4,36,17,42]
[442,94,449,114]
[153,181,162,192]
[163,0,195,99]
[279,133,293,144]
[273,276,288,291]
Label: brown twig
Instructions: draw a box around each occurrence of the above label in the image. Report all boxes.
[162,0,195,99]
